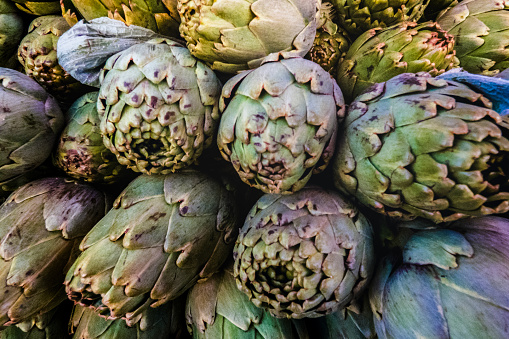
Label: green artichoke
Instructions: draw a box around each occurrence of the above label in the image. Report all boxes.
[332,72,509,223]
[65,171,239,322]
[177,0,320,73]
[370,216,509,339]
[98,38,222,175]
[0,177,108,327]
[0,68,64,186]
[217,54,344,194]
[8,0,59,15]
[437,0,509,75]
[336,21,459,102]
[233,186,374,319]
[53,92,129,183]
[0,0,23,69]
[330,0,430,38]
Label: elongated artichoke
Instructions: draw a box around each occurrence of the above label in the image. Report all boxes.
[8,0,59,15]
[177,0,320,73]
[0,68,64,187]
[333,72,509,223]
[233,186,374,319]
[371,216,509,339]
[217,54,344,194]
[186,268,309,338]
[98,38,222,175]
[0,0,23,69]
[65,171,239,323]
[437,0,509,75]
[336,21,459,102]
[0,177,108,327]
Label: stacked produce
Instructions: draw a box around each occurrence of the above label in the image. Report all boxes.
[0,0,509,337]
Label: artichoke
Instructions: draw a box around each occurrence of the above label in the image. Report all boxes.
[330,0,430,38]
[333,72,509,223]
[0,68,64,187]
[233,186,375,319]
[371,216,509,339]
[0,0,23,69]
[437,0,509,75]
[53,92,129,183]
[336,21,459,102]
[65,170,239,322]
[177,0,320,73]
[0,177,108,327]
[217,54,344,194]
[97,38,222,175]
[8,0,59,15]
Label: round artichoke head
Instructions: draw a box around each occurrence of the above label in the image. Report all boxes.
[333,72,509,223]
[370,216,509,339]
[65,170,239,323]
[0,68,64,186]
[177,0,320,73]
[0,177,108,327]
[0,0,24,69]
[233,186,375,319]
[98,38,222,175]
[217,55,345,195]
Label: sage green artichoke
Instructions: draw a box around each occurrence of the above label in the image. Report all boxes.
[0,0,23,69]
[8,0,59,15]
[371,216,509,339]
[65,171,239,323]
[233,186,375,319]
[0,68,64,187]
[332,72,509,223]
[336,21,459,102]
[53,92,129,183]
[217,54,345,194]
[0,177,108,327]
[330,0,430,38]
[98,38,222,175]
[437,0,509,75]
[177,0,320,73]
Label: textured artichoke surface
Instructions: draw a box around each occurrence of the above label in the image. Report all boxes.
[370,216,509,338]
[0,0,23,69]
[0,177,107,327]
[0,68,64,185]
[177,0,319,73]
[218,55,344,194]
[65,171,239,323]
[98,38,222,175]
[8,0,60,15]
[336,21,459,102]
[333,72,509,223]
[53,92,128,183]
[437,0,509,75]
[233,187,374,319]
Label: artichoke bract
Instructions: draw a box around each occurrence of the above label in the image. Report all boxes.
[0,68,64,186]
[437,0,509,75]
[370,216,509,339]
[53,92,129,183]
[177,0,319,73]
[333,72,509,223]
[0,0,23,69]
[217,55,344,195]
[0,177,108,327]
[8,0,60,15]
[336,21,459,102]
[233,187,375,319]
[186,268,309,338]
[65,171,239,323]
[98,38,222,175]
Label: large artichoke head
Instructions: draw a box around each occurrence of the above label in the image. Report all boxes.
[0,177,108,327]
[337,21,459,102]
[332,72,509,223]
[217,55,345,195]
[177,0,320,73]
[65,170,239,322]
[370,216,509,339]
[0,68,64,186]
[233,187,375,319]
[0,0,23,69]
[437,0,509,75]
[98,38,222,175]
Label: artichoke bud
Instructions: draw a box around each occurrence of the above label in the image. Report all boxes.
[233,187,375,319]
[0,0,23,69]
[65,170,240,322]
[0,177,108,327]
